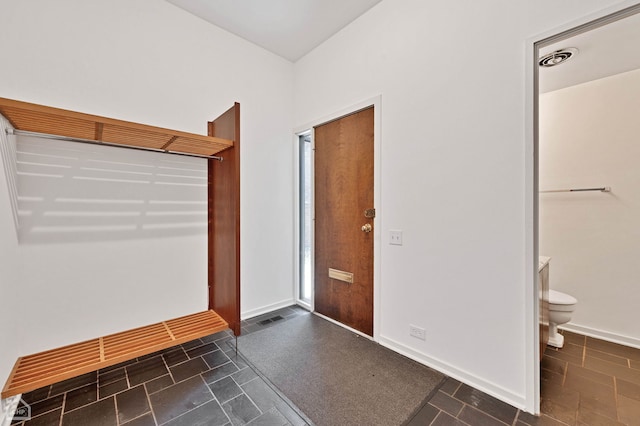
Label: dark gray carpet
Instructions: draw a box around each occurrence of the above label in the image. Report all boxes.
[235,314,445,426]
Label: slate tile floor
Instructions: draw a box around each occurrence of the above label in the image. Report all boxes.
[11,309,640,426]
[11,306,309,426]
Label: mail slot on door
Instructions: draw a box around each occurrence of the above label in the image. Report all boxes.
[328,268,353,284]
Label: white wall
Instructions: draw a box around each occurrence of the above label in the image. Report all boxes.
[0,116,20,419]
[293,0,627,410]
[7,132,208,349]
[540,68,640,347]
[0,0,294,387]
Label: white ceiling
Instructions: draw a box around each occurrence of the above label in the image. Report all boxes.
[539,11,640,93]
[165,1,639,88]
[166,0,383,62]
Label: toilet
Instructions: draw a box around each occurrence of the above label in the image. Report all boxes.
[548,289,578,348]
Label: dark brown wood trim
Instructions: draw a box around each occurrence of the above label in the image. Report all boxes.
[208,103,241,336]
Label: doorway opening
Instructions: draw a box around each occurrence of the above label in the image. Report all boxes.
[313,107,375,336]
[294,96,382,339]
[532,1,640,416]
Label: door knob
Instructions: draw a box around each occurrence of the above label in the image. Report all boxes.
[361,223,372,233]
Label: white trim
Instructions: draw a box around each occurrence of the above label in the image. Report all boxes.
[529,1,640,48]
[293,95,383,341]
[293,95,381,135]
[293,130,314,308]
[526,0,640,414]
[296,300,312,311]
[524,28,539,416]
[292,132,300,306]
[379,335,526,410]
[372,96,382,343]
[561,324,640,349]
[314,312,373,340]
[241,299,295,321]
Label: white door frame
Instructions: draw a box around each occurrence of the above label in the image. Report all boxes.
[293,95,382,341]
[294,129,314,312]
[525,0,640,414]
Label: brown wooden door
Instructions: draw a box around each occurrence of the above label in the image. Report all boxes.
[314,106,374,336]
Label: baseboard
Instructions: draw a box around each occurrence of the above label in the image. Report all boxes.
[561,323,640,349]
[378,335,527,411]
[0,395,20,426]
[240,299,296,321]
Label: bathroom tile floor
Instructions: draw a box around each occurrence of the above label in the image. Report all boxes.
[406,329,640,425]
[10,310,640,426]
[533,330,640,425]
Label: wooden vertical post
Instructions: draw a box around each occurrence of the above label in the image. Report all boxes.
[208,103,241,336]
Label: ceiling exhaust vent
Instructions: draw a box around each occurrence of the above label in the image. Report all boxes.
[538,48,579,67]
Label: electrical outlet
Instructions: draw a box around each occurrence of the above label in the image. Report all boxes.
[390,230,403,245]
[409,325,426,340]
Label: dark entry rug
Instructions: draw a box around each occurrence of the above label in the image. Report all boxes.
[234,314,445,426]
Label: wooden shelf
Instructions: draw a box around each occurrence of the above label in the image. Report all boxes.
[0,97,234,157]
[1,310,228,398]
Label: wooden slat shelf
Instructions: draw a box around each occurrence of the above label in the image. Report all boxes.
[0,97,234,157]
[1,310,228,398]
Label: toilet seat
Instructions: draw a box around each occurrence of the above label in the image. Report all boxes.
[549,289,577,305]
